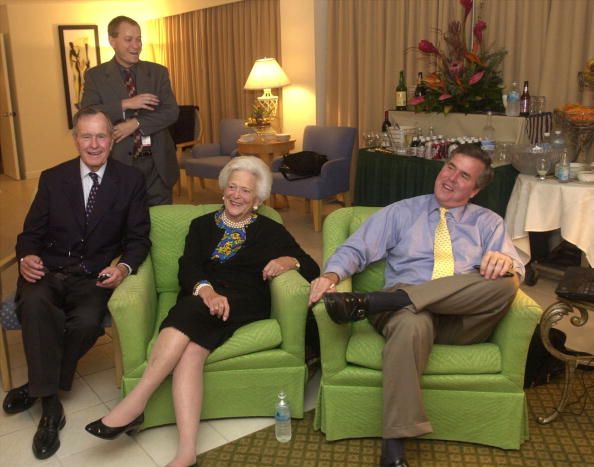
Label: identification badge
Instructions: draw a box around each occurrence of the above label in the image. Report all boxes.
[141,135,152,147]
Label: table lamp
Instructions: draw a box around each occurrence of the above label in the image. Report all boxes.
[244,57,290,119]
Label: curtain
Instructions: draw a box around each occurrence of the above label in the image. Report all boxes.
[147,0,281,143]
[325,0,594,141]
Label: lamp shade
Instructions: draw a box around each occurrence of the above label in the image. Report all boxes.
[244,57,290,90]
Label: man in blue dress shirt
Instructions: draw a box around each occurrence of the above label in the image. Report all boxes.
[309,144,524,467]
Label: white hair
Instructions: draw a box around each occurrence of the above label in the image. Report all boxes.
[218,156,272,202]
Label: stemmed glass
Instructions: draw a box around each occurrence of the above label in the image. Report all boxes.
[535,157,550,181]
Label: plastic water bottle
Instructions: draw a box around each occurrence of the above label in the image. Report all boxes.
[506,82,520,117]
[275,391,291,442]
[551,130,567,178]
[557,149,570,183]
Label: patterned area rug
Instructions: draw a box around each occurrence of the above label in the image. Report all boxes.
[197,371,594,466]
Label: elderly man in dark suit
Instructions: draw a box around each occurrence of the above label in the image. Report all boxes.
[2,108,151,460]
[81,15,179,206]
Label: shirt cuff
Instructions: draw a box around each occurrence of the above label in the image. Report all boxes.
[117,262,132,276]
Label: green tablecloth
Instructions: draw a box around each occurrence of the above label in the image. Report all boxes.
[354,149,519,218]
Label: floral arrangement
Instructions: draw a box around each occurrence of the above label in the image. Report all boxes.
[410,0,506,115]
[245,102,273,130]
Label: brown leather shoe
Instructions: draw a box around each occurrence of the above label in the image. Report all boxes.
[323,292,369,323]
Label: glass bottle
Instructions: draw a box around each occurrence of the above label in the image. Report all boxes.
[414,72,426,97]
[520,81,530,117]
[381,110,392,133]
[395,70,407,111]
[275,391,292,442]
[482,111,496,142]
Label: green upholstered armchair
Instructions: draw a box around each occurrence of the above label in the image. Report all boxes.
[313,207,542,449]
[108,204,310,430]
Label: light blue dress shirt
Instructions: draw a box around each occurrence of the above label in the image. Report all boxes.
[325,194,525,287]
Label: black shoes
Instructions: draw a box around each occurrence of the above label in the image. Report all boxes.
[323,292,370,323]
[85,413,144,440]
[33,407,65,459]
[3,383,37,414]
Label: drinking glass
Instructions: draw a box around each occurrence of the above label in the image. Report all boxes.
[536,157,550,180]
[497,143,510,163]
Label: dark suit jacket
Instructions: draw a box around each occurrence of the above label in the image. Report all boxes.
[16,158,151,275]
[81,58,180,187]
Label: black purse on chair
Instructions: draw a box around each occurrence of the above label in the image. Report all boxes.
[279,151,328,181]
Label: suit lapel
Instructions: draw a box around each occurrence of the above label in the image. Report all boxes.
[135,61,152,94]
[85,161,118,235]
[64,159,86,231]
[104,58,129,101]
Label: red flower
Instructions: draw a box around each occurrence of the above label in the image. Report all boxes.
[460,0,473,21]
[409,96,425,106]
[439,94,453,101]
[418,40,441,56]
[469,71,485,85]
[448,60,465,78]
[473,20,487,44]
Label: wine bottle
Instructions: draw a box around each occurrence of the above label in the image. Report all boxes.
[520,81,530,117]
[381,110,392,132]
[395,70,407,110]
[414,72,426,97]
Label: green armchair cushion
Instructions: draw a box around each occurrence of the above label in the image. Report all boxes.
[145,291,282,365]
[346,320,502,374]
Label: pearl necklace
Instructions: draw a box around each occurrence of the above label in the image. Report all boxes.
[220,211,253,229]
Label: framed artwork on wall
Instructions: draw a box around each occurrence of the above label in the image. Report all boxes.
[58,25,101,129]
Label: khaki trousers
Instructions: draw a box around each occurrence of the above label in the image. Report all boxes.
[368,272,519,439]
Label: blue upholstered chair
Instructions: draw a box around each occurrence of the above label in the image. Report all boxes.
[181,119,253,201]
[270,126,357,231]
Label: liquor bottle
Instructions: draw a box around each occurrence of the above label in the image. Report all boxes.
[381,110,392,132]
[520,81,530,117]
[506,82,521,117]
[275,391,292,442]
[395,71,407,110]
[414,72,426,97]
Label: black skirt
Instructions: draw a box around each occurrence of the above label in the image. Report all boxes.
[159,294,265,351]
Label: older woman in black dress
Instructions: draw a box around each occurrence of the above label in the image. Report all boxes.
[85,156,319,467]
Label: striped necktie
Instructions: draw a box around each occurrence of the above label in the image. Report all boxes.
[86,172,100,222]
[431,207,455,279]
[122,68,143,158]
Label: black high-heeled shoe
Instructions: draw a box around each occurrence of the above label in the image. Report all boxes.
[85,413,144,440]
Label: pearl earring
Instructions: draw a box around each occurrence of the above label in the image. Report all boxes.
[252,205,258,211]
[222,196,225,201]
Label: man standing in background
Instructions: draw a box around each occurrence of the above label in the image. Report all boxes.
[82,15,179,205]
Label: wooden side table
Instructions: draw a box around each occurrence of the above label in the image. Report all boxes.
[537,298,594,424]
[237,139,295,166]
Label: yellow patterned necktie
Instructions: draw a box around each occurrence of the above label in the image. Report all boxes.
[431,207,455,279]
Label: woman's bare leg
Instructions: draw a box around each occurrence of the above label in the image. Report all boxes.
[102,327,190,427]
[166,342,210,467]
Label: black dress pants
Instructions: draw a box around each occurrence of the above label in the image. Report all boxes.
[15,272,112,397]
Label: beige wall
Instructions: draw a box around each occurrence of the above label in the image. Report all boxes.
[3,0,244,178]
[279,0,316,151]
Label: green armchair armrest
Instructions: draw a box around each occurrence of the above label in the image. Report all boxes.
[108,255,157,375]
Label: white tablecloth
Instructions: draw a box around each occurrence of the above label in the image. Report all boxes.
[388,111,529,144]
[505,174,594,265]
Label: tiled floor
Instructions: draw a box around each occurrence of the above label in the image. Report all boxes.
[0,173,590,466]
